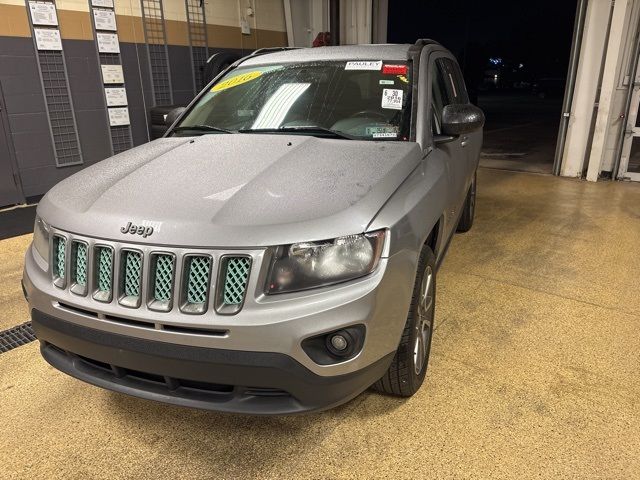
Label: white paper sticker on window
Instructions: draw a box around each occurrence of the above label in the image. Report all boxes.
[93,9,117,31]
[34,28,62,50]
[381,89,403,110]
[104,87,127,106]
[379,79,394,85]
[101,64,124,84]
[97,32,119,53]
[345,61,382,71]
[29,2,58,26]
[108,107,130,126]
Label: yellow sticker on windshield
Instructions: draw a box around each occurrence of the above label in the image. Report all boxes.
[211,71,263,92]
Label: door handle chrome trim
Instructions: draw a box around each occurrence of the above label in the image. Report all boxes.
[461,136,469,147]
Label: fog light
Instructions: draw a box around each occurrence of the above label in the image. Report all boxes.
[330,334,348,351]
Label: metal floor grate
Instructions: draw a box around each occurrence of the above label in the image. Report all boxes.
[0,322,37,354]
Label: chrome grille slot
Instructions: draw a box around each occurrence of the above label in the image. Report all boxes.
[180,255,212,314]
[52,235,66,288]
[216,256,252,315]
[93,245,114,303]
[70,240,88,296]
[119,249,143,308]
[148,253,175,312]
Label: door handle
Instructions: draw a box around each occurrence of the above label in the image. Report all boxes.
[461,136,469,147]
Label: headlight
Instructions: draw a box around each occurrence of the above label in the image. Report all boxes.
[266,230,386,294]
[33,216,50,264]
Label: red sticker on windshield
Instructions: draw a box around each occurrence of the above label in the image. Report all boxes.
[382,64,407,75]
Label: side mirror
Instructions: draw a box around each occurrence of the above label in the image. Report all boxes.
[165,107,185,127]
[441,104,485,136]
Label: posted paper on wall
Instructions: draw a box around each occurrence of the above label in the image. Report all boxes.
[108,107,130,126]
[91,0,113,8]
[97,32,120,53]
[91,0,114,8]
[101,64,124,84]
[93,9,117,31]
[104,87,128,107]
[29,2,58,26]
[34,28,62,51]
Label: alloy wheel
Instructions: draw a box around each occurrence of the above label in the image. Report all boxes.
[413,265,434,375]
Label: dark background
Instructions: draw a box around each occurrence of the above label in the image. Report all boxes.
[388,0,579,173]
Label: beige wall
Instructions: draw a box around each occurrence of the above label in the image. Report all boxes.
[0,0,286,48]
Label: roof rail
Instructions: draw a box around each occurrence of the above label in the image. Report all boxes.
[248,47,303,58]
[413,38,441,48]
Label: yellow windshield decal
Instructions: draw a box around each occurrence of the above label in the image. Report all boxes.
[211,71,263,92]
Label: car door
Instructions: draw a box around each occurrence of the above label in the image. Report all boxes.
[440,57,481,195]
[429,55,467,236]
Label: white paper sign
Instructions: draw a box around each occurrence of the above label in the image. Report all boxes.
[108,107,130,126]
[345,61,382,71]
[101,64,124,84]
[29,2,58,26]
[97,32,120,53]
[34,28,62,51]
[93,9,117,31]
[381,89,403,110]
[91,0,114,7]
[104,87,128,106]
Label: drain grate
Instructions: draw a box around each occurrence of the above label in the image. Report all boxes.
[0,322,37,354]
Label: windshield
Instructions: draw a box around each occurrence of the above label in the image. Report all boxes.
[172,60,412,141]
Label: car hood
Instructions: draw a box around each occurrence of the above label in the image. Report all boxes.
[39,135,422,247]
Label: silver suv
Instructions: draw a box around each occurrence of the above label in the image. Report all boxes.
[23,40,483,414]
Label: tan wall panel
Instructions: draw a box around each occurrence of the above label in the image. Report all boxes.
[0,4,31,37]
[115,14,144,43]
[255,29,287,49]
[165,18,188,46]
[58,10,93,40]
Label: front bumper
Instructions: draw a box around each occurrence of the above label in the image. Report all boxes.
[33,310,394,414]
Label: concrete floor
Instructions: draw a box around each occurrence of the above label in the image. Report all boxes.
[1,168,639,479]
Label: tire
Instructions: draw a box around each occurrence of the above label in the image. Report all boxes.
[373,245,436,397]
[456,170,477,233]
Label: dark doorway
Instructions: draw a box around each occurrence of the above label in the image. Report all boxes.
[0,82,24,208]
[388,0,577,173]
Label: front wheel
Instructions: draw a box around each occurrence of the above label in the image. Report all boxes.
[372,245,436,397]
[456,171,477,233]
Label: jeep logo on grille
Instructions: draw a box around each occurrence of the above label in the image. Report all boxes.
[120,222,154,238]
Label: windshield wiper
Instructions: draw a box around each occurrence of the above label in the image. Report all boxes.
[238,126,354,140]
[171,124,235,135]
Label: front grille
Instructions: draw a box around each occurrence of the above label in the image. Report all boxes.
[185,256,211,305]
[120,250,143,308]
[93,246,114,303]
[49,232,254,315]
[153,254,174,301]
[72,241,88,287]
[222,257,251,305]
[123,251,142,297]
[53,236,66,280]
[96,247,113,293]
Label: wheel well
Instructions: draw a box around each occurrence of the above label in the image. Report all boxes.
[424,220,440,256]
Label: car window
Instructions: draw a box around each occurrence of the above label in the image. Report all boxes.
[438,58,469,104]
[173,61,413,141]
[431,59,450,135]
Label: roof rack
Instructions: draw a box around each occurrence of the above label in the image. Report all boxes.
[247,47,303,58]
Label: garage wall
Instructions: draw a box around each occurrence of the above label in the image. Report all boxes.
[0,0,286,203]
